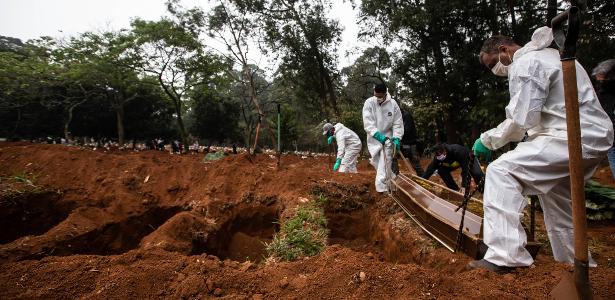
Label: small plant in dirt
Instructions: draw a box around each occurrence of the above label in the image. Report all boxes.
[266,203,329,261]
[315,193,328,206]
[11,172,38,186]
[1,172,43,196]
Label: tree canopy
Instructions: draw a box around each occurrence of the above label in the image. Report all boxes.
[1,0,613,153]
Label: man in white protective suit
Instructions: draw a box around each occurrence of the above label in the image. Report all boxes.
[362,83,404,193]
[468,27,614,273]
[322,122,362,173]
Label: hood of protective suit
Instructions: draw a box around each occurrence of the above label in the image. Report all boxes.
[512,26,553,61]
[333,122,362,159]
[481,24,613,158]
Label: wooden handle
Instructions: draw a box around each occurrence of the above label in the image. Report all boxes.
[562,59,588,263]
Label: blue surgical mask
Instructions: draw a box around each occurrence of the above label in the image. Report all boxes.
[436,153,446,161]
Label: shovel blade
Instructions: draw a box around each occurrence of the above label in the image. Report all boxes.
[551,271,578,300]
[550,269,594,300]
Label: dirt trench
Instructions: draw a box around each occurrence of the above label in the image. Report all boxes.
[313,181,447,268]
[0,190,71,244]
[0,192,183,261]
[192,204,281,262]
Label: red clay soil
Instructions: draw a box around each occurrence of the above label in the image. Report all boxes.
[0,142,614,299]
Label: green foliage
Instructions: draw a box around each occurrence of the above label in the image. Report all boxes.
[266,202,329,261]
[203,151,226,161]
[340,47,395,106]
[189,89,241,144]
[359,0,598,145]
[10,171,37,186]
[585,180,615,221]
[130,3,230,146]
[269,104,299,152]
[339,106,366,149]
[2,0,613,152]
[237,0,343,119]
[0,171,43,196]
[315,193,328,206]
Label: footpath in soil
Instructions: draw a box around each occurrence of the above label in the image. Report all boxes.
[0,142,614,299]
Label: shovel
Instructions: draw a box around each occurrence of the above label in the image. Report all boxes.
[549,1,593,299]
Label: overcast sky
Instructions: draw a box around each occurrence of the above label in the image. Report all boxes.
[0,0,367,69]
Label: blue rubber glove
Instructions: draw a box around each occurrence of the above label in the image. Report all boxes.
[327,136,335,145]
[333,158,342,171]
[472,138,492,162]
[373,132,388,145]
[392,137,401,152]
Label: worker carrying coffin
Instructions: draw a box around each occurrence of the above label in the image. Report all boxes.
[362,83,404,193]
[422,143,484,195]
[469,26,614,273]
[323,122,362,173]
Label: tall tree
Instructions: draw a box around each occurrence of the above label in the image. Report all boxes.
[207,1,277,153]
[360,0,545,145]
[235,0,342,119]
[130,1,227,148]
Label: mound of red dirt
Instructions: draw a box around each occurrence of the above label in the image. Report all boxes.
[0,142,614,299]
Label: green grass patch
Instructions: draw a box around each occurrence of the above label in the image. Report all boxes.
[1,171,42,196]
[266,202,329,261]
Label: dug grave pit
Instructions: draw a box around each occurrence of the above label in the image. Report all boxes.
[192,203,281,262]
[0,181,71,244]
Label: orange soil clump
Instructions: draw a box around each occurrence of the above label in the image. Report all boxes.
[0,142,614,299]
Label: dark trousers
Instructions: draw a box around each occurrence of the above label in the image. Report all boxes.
[402,144,424,175]
[438,156,483,191]
[392,144,424,175]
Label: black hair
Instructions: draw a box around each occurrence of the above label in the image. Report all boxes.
[374,83,387,93]
[480,35,516,54]
[432,143,446,154]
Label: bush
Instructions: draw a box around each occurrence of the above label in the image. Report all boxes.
[266,202,329,261]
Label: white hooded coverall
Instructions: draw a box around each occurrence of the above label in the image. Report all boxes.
[480,27,614,267]
[362,94,404,192]
[333,123,362,173]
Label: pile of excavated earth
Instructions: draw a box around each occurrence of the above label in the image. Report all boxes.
[0,142,614,299]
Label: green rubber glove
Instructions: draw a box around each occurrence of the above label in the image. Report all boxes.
[392,137,401,152]
[472,137,492,162]
[373,132,388,145]
[333,158,342,171]
[327,136,335,145]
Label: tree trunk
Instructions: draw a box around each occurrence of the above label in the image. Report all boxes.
[158,76,189,151]
[445,109,458,144]
[64,99,86,141]
[115,104,126,146]
[10,108,22,139]
[490,0,500,35]
[428,16,452,143]
[285,2,340,119]
[243,65,277,154]
[64,107,73,141]
[546,0,557,26]
[174,101,189,151]
[508,0,517,39]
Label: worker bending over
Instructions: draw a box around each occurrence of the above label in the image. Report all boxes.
[362,83,404,193]
[323,122,362,173]
[422,143,483,195]
[470,27,614,273]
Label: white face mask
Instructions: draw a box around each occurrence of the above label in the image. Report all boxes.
[436,153,446,161]
[491,52,512,77]
[376,96,385,104]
